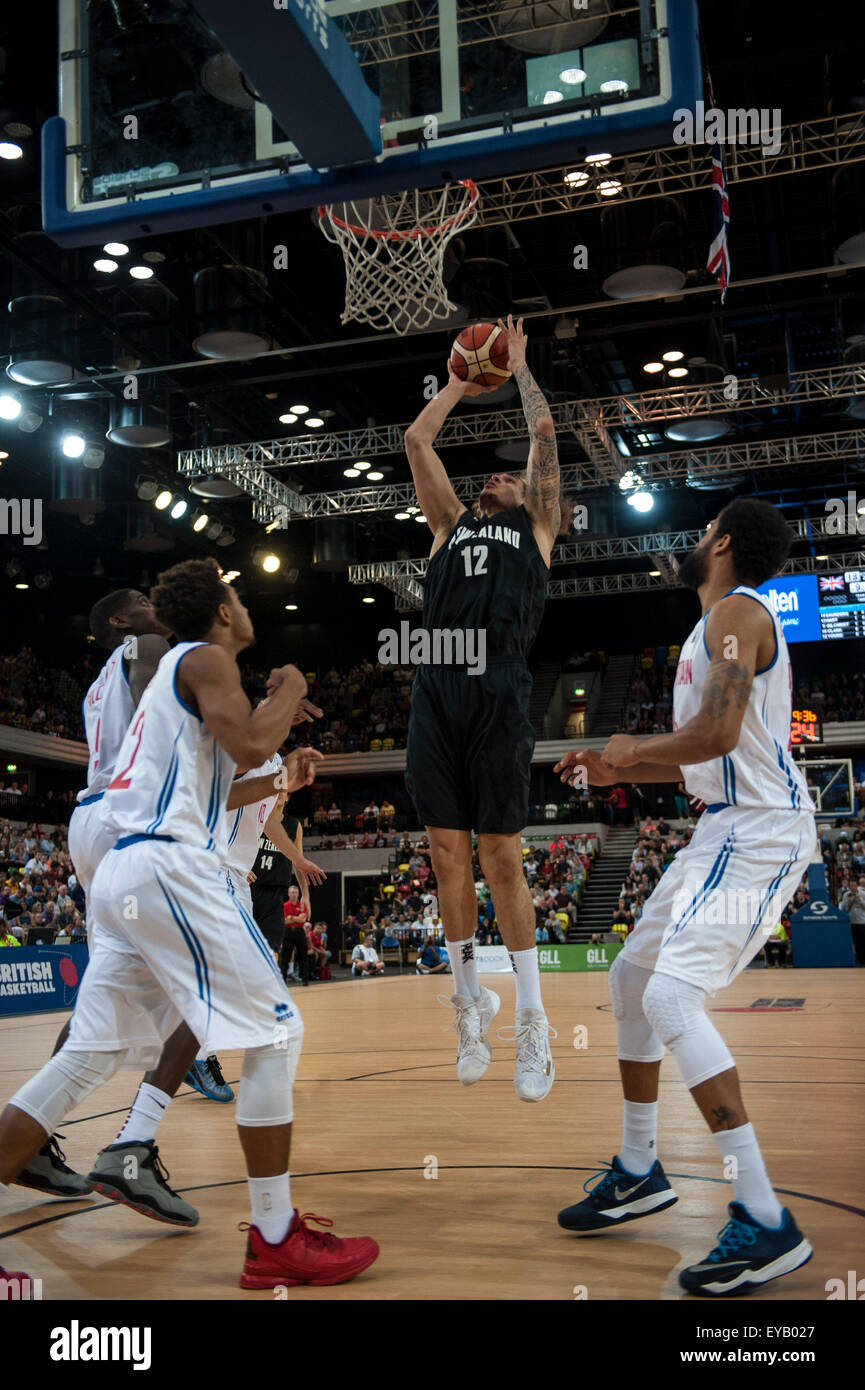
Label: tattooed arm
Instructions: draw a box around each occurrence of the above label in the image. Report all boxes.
[501,315,561,539]
[599,596,772,768]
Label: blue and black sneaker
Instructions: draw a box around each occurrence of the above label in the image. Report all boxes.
[679,1202,812,1297]
[185,1055,234,1104]
[558,1155,678,1232]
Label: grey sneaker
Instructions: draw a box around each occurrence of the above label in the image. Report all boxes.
[87,1141,199,1227]
[15,1133,93,1199]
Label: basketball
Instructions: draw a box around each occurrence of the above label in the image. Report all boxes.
[449,322,511,386]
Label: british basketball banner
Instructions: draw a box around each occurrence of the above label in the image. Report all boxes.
[0,945,89,1017]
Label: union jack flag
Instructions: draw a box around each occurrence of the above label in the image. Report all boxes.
[819,575,845,592]
[706,139,730,302]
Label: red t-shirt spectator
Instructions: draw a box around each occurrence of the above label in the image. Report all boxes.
[284,900,308,926]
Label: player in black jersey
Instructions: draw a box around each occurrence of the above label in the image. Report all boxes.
[250,802,312,982]
[404,316,571,1103]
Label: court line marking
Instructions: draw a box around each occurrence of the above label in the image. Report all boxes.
[2,1163,862,1243]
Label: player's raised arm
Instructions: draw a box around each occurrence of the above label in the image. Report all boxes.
[180,646,309,768]
[404,368,493,541]
[503,315,561,538]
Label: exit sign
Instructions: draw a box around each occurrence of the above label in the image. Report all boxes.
[5,763,17,773]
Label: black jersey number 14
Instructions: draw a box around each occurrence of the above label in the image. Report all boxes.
[461,544,488,576]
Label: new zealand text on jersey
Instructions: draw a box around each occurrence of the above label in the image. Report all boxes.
[448,521,522,551]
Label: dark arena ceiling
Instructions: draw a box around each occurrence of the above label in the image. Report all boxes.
[0,1,863,669]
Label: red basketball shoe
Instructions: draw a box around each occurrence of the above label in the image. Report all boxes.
[238,1210,379,1289]
[0,1265,34,1298]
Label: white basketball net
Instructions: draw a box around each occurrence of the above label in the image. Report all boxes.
[316,180,479,335]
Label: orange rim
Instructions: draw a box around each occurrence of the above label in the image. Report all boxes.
[316,180,479,242]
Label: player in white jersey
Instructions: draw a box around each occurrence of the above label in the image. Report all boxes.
[15,588,290,1221]
[0,560,379,1289]
[555,499,817,1296]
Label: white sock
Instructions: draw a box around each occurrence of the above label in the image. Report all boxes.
[620,1100,659,1175]
[511,947,543,1012]
[712,1122,783,1227]
[247,1172,293,1244]
[115,1083,171,1145]
[449,936,480,1000]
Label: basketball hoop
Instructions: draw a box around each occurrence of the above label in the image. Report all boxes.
[316,180,479,335]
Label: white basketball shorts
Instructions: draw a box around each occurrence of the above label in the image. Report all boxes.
[620,804,816,995]
[68,836,303,1068]
[67,796,115,896]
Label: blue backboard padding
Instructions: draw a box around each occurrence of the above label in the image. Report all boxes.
[42,0,702,247]
[188,0,381,170]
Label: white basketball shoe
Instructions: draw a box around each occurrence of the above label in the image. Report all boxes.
[498,1008,557,1103]
[440,986,501,1084]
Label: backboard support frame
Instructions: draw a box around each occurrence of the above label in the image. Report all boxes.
[45,0,701,248]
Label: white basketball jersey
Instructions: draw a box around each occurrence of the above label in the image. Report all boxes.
[101,642,236,855]
[673,586,813,812]
[78,640,136,801]
[225,754,283,877]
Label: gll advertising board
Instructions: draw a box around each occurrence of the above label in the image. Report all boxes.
[475,943,622,974]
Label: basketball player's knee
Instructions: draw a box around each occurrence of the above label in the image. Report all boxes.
[9,1047,122,1135]
[609,956,666,1063]
[236,1037,303,1128]
[478,838,522,887]
[429,839,471,886]
[642,971,733,1086]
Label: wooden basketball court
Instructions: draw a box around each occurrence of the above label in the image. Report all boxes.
[1,967,862,1301]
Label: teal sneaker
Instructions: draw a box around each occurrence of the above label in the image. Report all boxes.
[679,1201,812,1296]
[558,1155,678,1232]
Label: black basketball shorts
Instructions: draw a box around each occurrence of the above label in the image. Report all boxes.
[405,664,535,835]
[251,883,287,952]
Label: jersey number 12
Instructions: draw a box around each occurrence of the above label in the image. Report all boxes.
[461,545,488,576]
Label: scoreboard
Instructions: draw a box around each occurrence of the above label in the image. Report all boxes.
[790,708,822,745]
[759,571,865,643]
[815,570,865,641]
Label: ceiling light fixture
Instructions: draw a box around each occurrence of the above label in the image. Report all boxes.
[662,350,684,362]
[668,366,689,378]
[0,394,22,420]
[285,603,298,611]
[366,470,384,481]
[0,142,23,160]
[564,169,589,187]
[154,490,173,510]
[104,242,129,256]
[560,68,586,84]
[93,258,118,274]
[600,79,629,93]
[642,361,664,374]
[192,510,209,532]
[278,412,298,425]
[355,461,370,471]
[289,404,309,415]
[305,417,324,428]
[543,91,564,104]
[598,179,622,197]
[585,152,611,166]
[61,433,86,459]
[170,498,188,519]
[129,265,154,280]
[344,467,360,477]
